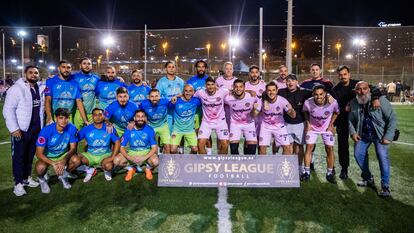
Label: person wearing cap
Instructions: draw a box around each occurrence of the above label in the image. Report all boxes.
[278,74,312,175]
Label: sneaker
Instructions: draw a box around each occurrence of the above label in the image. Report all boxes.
[23,177,40,187]
[339,169,348,180]
[66,173,78,179]
[144,168,153,180]
[379,186,391,198]
[13,183,27,196]
[59,176,72,189]
[125,168,136,181]
[44,173,50,182]
[300,173,310,182]
[104,171,112,181]
[39,180,50,194]
[357,177,375,187]
[83,168,97,183]
[326,173,337,184]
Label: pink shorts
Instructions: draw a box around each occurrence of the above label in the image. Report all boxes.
[305,130,335,146]
[259,124,290,146]
[229,121,257,142]
[198,119,229,140]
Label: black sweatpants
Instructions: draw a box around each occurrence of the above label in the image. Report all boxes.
[11,126,40,185]
[336,119,350,170]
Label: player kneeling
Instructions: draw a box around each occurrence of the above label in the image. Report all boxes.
[114,110,158,181]
[74,108,120,182]
[35,108,78,193]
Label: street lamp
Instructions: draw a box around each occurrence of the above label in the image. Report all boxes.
[162,42,168,57]
[291,42,296,57]
[220,43,227,59]
[11,59,17,79]
[229,37,240,63]
[335,43,342,63]
[353,38,366,78]
[17,30,27,77]
[175,56,179,69]
[206,43,211,61]
[102,35,115,63]
[262,53,267,80]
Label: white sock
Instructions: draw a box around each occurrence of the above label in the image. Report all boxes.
[146,163,152,170]
[178,146,184,154]
[126,166,133,171]
[207,148,212,155]
[38,175,46,182]
[77,165,89,172]
[86,167,95,174]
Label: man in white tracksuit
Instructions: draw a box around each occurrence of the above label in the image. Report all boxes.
[3,65,45,196]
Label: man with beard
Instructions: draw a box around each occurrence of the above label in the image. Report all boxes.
[72,57,100,129]
[349,81,397,197]
[254,82,296,155]
[156,61,184,130]
[45,60,88,125]
[302,85,339,184]
[3,65,45,196]
[104,87,139,137]
[114,110,158,182]
[195,77,230,154]
[332,65,381,179]
[139,89,172,154]
[186,60,213,154]
[273,65,289,89]
[245,65,266,98]
[169,84,201,154]
[278,74,312,174]
[75,108,120,182]
[225,79,258,155]
[35,108,79,193]
[95,66,126,110]
[300,63,333,93]
[128,69,151,106]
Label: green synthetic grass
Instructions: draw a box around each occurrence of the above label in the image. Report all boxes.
[0,104,413,232]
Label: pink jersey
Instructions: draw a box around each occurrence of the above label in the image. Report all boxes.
[303,97,339,132]
[224,92,258,124]
[245,80,266,98]
[273,77,287,89]
[257,96,290,129]
[216,76,237,90]
[195,88,229,124]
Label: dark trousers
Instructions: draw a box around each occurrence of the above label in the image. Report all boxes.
[11,125,40,185]
[336,120,350,170]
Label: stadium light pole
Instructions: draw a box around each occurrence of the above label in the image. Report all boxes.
[206,43,211,61]
[335,43,342,64]
[17,30,27,77]
[162,42,168,57]
[353,38,366,78]
[11,59,17,79]
[102,35,115,63]
[229,37,240,64]
[220,42,227,60]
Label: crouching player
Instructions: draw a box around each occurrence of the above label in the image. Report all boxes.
[302,85,339,184]
[35,108,78,193]
[114,110,159,181]
[75,108,120,182]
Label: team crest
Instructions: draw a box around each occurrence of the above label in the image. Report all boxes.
[37,136,46,145]
[245,102,250,107]
[276,106,280,111]
[171,134,176,139]
[324,111,330,116]
[216,97,221,101]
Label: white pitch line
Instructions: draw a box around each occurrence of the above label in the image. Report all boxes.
[215,187,232,233]
[0,141,10,145]
[393,141,414,146]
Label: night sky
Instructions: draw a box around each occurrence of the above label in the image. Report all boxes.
[0,0,412,29]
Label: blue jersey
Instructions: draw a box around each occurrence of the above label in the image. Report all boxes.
[139,99,170,128]
[45,75,81,113]
[104,101,139,131]
[186,75,208,91]
[78,123,119,155]
[156,76,184,100]
[170,97,201,133]
[95,79,126,110]
[72,72,100,114]
[127,84,151,106]
[36,123,78,157]
[121,124,157,151]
